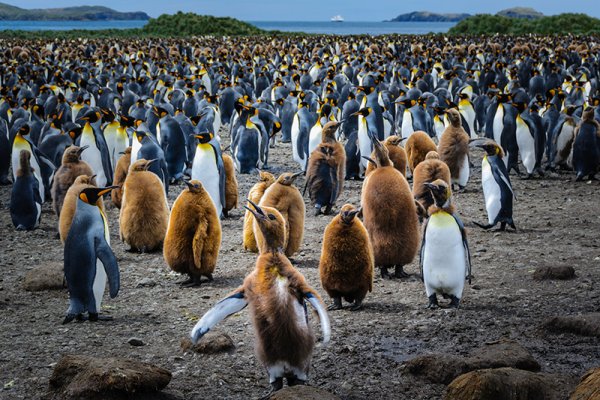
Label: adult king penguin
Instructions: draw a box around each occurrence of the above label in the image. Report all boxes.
[420,179,472,309]
[191,132,226,219]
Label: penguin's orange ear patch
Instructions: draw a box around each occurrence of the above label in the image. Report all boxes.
[79,192,89,203]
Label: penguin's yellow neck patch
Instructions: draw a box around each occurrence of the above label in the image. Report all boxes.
[83,123,94,138]
[429,211,454,227]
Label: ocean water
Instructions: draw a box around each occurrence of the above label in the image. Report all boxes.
[250,21,456,35]
[0,20,455,35]
[0,20,148,31]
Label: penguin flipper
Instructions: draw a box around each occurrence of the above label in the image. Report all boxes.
[452,213,472,284]
[32,179,43,206]
[212,141,226,209]
[190,289,247,344]
[304,292,331,344]
[95,237,120,298]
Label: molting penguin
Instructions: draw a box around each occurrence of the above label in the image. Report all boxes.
[438,109,470,190]
[472,140,516,231]
[572,107,600,181]
[365,135,408,177]
[63,186,120,323]
[420,179,471,309]
[164,180,221,287]
[361,137,420,279]
[243,171,276,253]
[319,204,374,311]
[259,172,305,257]
[111,147,131,209]
[10,150,42,230]
[51,145,93,218]
[120,159,170,252]
[190,201,330,394]
[191,132,226,218]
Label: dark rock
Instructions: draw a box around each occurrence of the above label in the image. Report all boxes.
[570,367,600,400]
[137,278,156,288]
[128,338,145,346]
[46,354,171,400]
[533,266,576,281]
[445,367,575,400]
[23,262,66,292]
[403,339,539,384]
[545,314,600,338]
[181,332,235,354]
[269,385,341,400]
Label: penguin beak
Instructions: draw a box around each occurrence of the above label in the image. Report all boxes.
[184,180,195,189]
[244,199,266,220]
[97,186,119,196]
[362,156,377,166]
[76,145,89,156]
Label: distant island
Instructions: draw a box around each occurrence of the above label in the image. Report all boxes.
[0,2,149,21]
[385,11,470,22]
[385,8,549,22]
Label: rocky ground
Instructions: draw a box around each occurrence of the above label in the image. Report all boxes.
[0,130,599,399]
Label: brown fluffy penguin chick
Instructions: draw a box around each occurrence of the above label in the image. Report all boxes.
[361,139,420,279]
[304,142,345,216]
[59,175,101,243]
[438,108,470,189]
[119,159,169,253]
[413,151,452,213]
[51,145,93,218]
[243,171,276,253]
[319,121,346,200]
[163,180,221,287]
[222,153,238,217]
[190,201,330,392]
[319,204,374,311]
[111,147,131,208]
[365,135,407,177]
[405,131,437,173]
[258,172,305,257]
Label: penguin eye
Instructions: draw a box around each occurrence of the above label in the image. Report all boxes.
[268,214,276,220]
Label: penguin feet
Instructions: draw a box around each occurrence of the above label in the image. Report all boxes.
[260,378,284,399]
[327,297,343,311]
[89,313,113,322]
[473,221,494,230]
[62,314,76,324]
[448,295,461,309]
[394,265,409,278]
[313,206,322,216]
[380,266,392,280]
[287,376,305,387]
[349,299,364,311]
[323,205,333,215]
[427,294,439,309]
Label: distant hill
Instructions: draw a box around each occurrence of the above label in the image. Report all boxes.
[497,7,544,19]
[0,2,149,21]
[386,11,471,22]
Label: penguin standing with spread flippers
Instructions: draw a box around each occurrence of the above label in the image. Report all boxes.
[472,139,516,231]
[190,201,330,396]
[63,186,120,323]
[420,179,471,309]
[10,150,42,231]
[191,132,226,219]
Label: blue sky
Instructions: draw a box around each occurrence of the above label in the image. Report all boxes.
[5,1,600,20]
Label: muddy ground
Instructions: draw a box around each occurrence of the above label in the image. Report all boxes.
[0,129,599,400]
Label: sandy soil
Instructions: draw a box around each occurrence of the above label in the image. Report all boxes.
[0,130,599,399]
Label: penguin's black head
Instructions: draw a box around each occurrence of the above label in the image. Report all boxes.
[352,107,371,117]
[472,139,504,158]
[339,204,360,225]
[195,132,214,144]
[80,109,101,123]
[135,131,147,143]
[100,108,115,122]
[18,123,30,136]
[153,106,168,118]
[120,115,134,127]
[424,179,452,209]
[79,186,117,206]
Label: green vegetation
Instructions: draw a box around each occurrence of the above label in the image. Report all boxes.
[449,13,600,35]
[0,2,149,21]
[141,12,263,36]
[0,12,266,39]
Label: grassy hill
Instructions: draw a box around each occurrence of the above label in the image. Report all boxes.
[449,13,600,35]
[386,11,470,22]
[0,2,149,20]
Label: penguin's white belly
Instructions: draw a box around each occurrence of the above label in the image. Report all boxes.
[434,118,445,141]
[93,215,110,312]
[192,149,221,216]
[80,136,107,187]
[308,124,322,157]
[492,106,504,146]
[454,154,470,187]
[460,106,476,138]
[515,121,535,174]
[555,123,575,163]
[481,158,502,225]
[113,134,129,171]
[401,110,414,139]
[131,138,142,165]
[35,203,42,227]
[423,213,466,298]
[383,118,392,139]
[357,120,372,171]
[291,114,305,168]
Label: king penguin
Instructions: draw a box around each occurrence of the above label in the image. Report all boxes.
[78,109,113,187]
[572,107,600,181]
[63,186,120,323]
[472,139,516,231]
[191,132,226,219]
[420,179,471,309]
[10,150,42,230]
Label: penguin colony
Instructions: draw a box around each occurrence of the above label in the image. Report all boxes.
[1,34,600,396]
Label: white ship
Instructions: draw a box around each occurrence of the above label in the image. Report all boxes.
[330,15,344,22]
